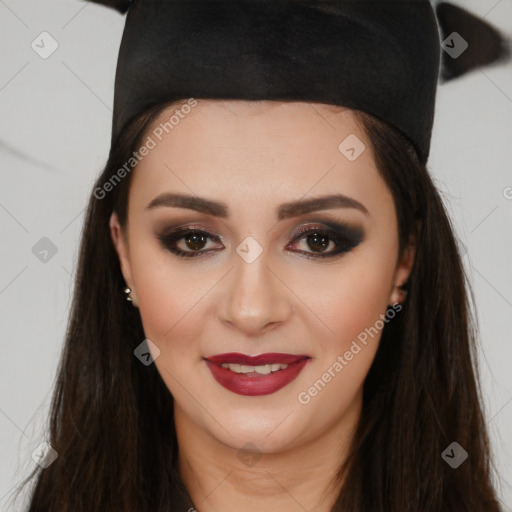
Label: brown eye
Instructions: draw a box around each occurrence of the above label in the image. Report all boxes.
[183,232,208,251]
[304,232,331,253]
[287,223,364,260]
[157,229,223,258]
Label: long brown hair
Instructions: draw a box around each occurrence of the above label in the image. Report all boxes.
[13,101,502,511]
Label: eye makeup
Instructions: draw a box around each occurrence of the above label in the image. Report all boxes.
[155,220,364,260]
[286,221,364,260]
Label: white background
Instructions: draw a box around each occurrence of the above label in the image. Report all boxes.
[0,0,511,510]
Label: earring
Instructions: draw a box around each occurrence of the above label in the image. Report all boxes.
[391,285,408,306]
[397,288,408,302]
[123,287,133,302]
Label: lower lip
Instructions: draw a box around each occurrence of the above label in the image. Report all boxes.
[205,359,310,396]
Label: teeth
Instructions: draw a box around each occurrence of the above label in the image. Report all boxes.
[220,363,289,374]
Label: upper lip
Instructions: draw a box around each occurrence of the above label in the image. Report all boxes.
[205,352,310,366]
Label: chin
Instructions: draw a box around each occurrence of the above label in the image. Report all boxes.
[203,402,316,453]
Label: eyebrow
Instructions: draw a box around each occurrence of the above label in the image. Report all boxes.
[145,192,369,219]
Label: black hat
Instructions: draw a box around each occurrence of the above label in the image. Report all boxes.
[89,0,509,164]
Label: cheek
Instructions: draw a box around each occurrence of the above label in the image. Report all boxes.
[128,242,209,358]
[293,242,397,406]
[296,248,396,354]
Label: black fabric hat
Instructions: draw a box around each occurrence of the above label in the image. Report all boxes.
[89,0,509,164]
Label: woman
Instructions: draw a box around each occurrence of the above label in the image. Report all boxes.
[14,0,508,510]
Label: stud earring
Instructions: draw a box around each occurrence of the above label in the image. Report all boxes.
[394,287,408,304]
[390,284,408,306]
[123,287,133,302]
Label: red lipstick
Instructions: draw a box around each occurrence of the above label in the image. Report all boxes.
[204,352,310,396]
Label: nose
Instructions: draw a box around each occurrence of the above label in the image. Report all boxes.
[218,250,293,336]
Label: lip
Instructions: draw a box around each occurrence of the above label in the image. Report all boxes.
[204,352,311,396]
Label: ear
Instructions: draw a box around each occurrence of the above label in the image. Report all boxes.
[110,211,138,307]
[389,232,416,306]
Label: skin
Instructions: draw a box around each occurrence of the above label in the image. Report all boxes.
[110,99,415,511]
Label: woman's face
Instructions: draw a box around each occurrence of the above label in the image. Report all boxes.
[110,100,414,453]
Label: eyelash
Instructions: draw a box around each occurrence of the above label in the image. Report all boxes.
[157,224,362,260]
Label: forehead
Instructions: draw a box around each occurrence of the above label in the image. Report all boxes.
[140,99,367,170]
[127,99,391,220]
